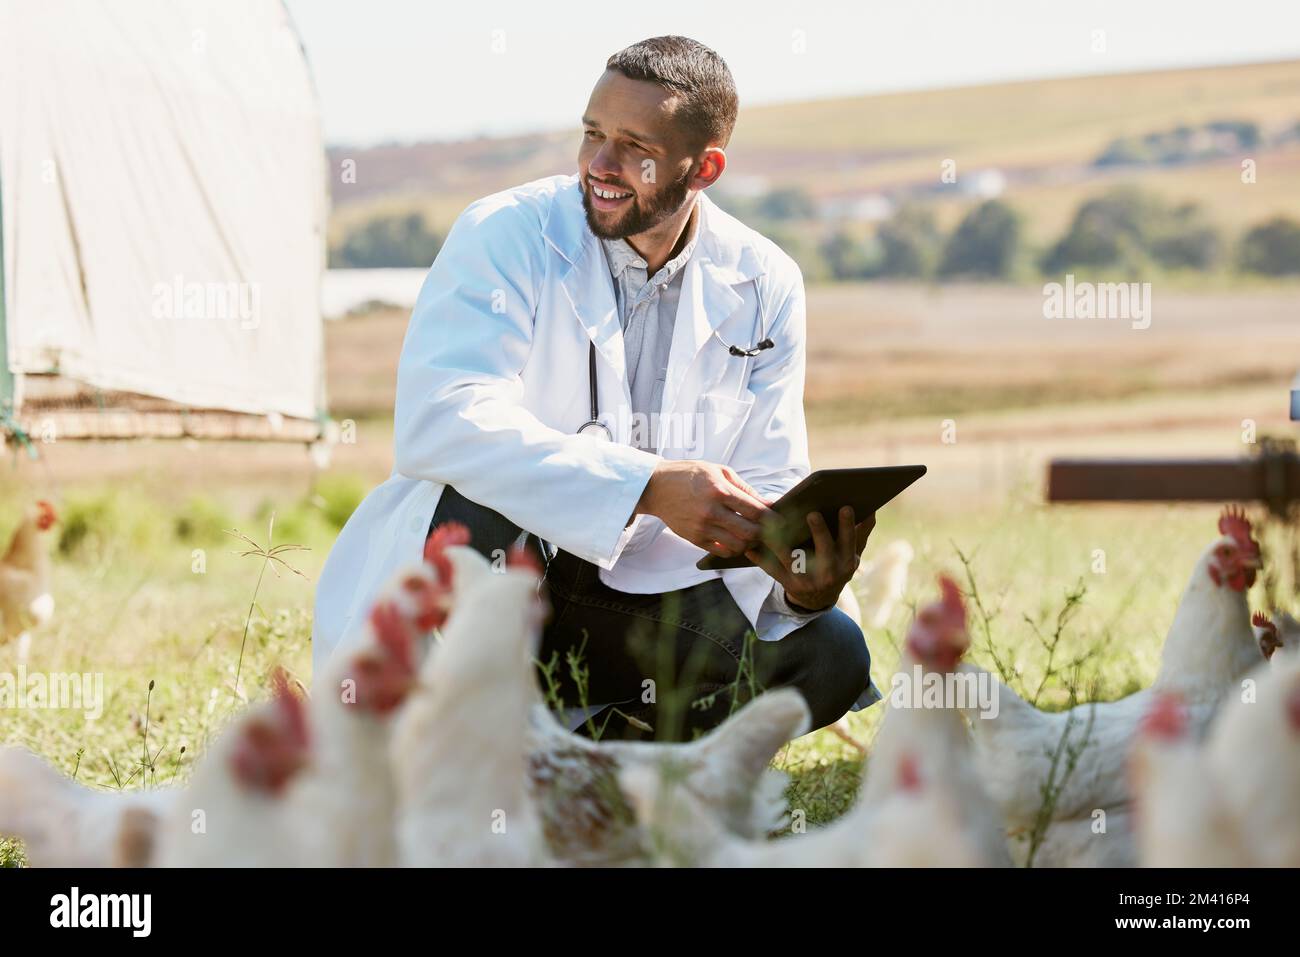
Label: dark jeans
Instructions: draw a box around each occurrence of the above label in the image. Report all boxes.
[428,484,875,742]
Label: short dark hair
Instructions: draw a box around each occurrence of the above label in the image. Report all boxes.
[605,36,738,152]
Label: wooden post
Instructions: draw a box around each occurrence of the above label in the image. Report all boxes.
[1048,444,1300,517]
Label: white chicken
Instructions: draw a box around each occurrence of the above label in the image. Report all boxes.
[1,500,59,664]
[622,738,991,868]
[397,536,810,865]
[1129,692,1247,867]
[526,691,806,865]
[0,530,453,870]
[0,747,174,867]
[959,507,1265,867]
[861,574,1010,865]
[390,545,551,866]
[856,540,914,629]
[1253,609,1300,663]
[1202,651,1300,866]
[434,537,824,859]
[860,756,991,868]
[621,577,1006,867]
[827,539,914,752]
[155,670,311,867]
[290,566,441,866]
[1132,654,1300,867]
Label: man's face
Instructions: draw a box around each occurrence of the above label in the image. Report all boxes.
[579,70,697,240]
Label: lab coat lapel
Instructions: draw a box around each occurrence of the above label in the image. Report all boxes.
[660,258,744,426]
[546,183,629,392]
[544,181,766,434]
[660,195,755,430]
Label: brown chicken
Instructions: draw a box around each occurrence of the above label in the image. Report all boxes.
[0,500,58,660]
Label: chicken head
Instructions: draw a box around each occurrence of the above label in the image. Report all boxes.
[228,670,310,795]
[905,575,969,672]
[1208,507,1261,592]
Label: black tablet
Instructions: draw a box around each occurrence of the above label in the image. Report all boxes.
[696,465,926,570]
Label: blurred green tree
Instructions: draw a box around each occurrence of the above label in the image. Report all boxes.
[332,212,443,268]
[877,205,941,278]
[1238,216,1300,276]
[1041,187,1220,274]
[820,229,877,280]
[938,200,1021,279]
[763,225,831,282]
[757,187,818,221]
[1149,202,1221,270]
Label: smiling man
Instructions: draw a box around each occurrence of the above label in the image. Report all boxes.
[314,35,882,741]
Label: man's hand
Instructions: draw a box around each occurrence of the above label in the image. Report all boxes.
[745,507,876,612]
[634,460,774,557]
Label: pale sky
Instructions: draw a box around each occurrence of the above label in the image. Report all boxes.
[283,0,1300,147]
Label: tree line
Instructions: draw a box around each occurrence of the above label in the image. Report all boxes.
[329,187,1300,281]
[747,186,1300,282]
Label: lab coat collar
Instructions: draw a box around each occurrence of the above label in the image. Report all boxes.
[545,174,768,406]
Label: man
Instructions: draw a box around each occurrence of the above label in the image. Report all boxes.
[313,35,881,741]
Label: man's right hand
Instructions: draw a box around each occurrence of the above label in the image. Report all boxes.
[633,460,774,557]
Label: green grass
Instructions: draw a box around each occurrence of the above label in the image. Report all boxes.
[0,487,324,867]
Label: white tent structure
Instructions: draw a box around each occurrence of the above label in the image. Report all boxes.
[0,0,327,444]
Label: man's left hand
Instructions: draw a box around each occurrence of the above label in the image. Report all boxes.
[745,507,876,612]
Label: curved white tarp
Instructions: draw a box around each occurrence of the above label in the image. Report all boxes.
[0,0,327,420]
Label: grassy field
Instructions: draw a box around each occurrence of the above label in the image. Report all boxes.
[2,277,1297,865]
[0,481,344,866]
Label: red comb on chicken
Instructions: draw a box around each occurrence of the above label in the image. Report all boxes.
[1210,507,1262,592]
[1287,681,1300,733]
[423,521,471,586]
[34,500,57,531]
[506,542,543,576]
[271,668,309,748]
[905,574,969,672]
[1218,506,1257,553]
[1254,611,1282,660]
[897,754,922,793]
[229,669,310,795]
[1140,692,1189,741]
[346,600,419,716]
[399,568,451,633]
[372,600,416,672]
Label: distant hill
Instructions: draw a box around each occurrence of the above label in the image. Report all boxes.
[327,58,1300,250]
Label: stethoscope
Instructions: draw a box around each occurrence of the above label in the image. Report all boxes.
[576,280,776,439]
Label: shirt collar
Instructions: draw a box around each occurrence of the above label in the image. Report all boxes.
[600,201,701,286]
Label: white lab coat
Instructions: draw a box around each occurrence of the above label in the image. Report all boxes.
[311,173,817,670]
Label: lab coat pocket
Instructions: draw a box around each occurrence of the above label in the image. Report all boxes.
[692,390,757,464]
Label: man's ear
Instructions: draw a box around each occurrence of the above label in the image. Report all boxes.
[692,148,727,190]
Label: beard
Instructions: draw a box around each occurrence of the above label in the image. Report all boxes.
[581,164,694,240]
